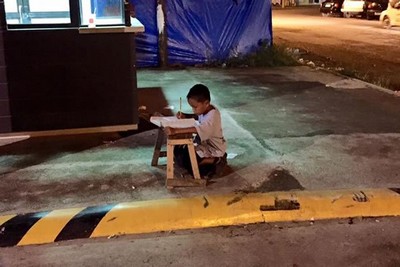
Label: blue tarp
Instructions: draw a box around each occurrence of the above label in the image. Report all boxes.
[131,0,272,67]
[132,0,159,67]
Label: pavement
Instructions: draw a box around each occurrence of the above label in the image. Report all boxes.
[1,66,400,247]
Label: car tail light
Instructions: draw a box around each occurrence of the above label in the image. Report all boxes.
[335,3,339,7]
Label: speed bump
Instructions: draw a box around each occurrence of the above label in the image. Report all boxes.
[1,188,400,247]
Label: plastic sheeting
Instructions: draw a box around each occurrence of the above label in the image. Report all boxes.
[131,0,272,67]
[131,0,159,67]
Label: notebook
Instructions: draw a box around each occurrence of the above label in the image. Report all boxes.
[150,116,197,128]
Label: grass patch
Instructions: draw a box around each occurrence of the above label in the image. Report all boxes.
[214,43,299,68]
[273,41,400,91]
[340,69,395,90]
[337,68,358,78]
[357,73,394,90]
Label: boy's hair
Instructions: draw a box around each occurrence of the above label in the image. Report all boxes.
[187,84,210,103]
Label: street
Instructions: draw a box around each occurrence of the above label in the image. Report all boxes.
[2,217,400,266]
[272,6,400,90]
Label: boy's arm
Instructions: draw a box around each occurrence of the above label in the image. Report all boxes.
[177,111,198,120]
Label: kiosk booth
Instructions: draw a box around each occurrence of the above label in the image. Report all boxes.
[0,0,144,135]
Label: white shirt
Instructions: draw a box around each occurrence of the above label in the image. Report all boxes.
[194,107,227,158]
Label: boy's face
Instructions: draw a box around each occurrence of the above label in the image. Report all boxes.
[188,97,210,115]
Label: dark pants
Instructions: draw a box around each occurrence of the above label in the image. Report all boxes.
[174,145,216,177]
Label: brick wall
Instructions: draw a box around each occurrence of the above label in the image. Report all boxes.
[0,0,11,133]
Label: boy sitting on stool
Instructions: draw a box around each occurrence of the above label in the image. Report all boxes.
[164,84,227,178]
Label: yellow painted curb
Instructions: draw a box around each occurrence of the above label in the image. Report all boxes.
[1,188,400,247]
[91,193,265,237]
[259,188,400,222]
[92,188,400,237]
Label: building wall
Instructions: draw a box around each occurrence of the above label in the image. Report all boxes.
[0,0,11,133]
[5,30,138,132]
[1,0,138,133]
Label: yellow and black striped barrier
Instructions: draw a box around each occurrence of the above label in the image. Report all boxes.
[1,188,400,247]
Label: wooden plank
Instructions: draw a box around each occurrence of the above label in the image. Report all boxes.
[166,178,206,188]
[0,124,138,137]
[151,128,166,166]
[166,143,174,180]
[168,138,192,145]
[187,143,201,180]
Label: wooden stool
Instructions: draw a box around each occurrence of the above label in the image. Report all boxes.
[151,129,206,188]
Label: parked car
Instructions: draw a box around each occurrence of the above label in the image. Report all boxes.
[341,0,388,18]
[320,0,344,16]
[341,0,366,17]
[365,0,388,19]
[380,0,400,28]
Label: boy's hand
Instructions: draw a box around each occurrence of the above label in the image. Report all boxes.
[176,111,186,119]
[164,126,176,136]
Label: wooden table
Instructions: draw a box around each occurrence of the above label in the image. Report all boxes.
[150,118,206,188]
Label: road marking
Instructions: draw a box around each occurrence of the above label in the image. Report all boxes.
[1,188,400,247]
[54,205,116,242]
[0,214,16,228]
[0,211,50,247]
[17,208,85,246]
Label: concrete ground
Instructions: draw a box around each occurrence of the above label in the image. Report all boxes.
[1,66,400,216]
[2,217,400,267]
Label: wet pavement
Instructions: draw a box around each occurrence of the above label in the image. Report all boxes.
[1,66,400,215]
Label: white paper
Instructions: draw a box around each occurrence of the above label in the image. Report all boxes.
[150,116,196,128]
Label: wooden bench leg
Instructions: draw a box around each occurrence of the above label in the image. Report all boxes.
[151,128,166,166]
[187,143,201,179]
[166,142,174,180]
[164,138,206,188]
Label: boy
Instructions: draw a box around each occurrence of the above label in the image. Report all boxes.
[164,84,227,178]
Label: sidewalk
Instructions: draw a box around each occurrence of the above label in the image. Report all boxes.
[1,66,400,246]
